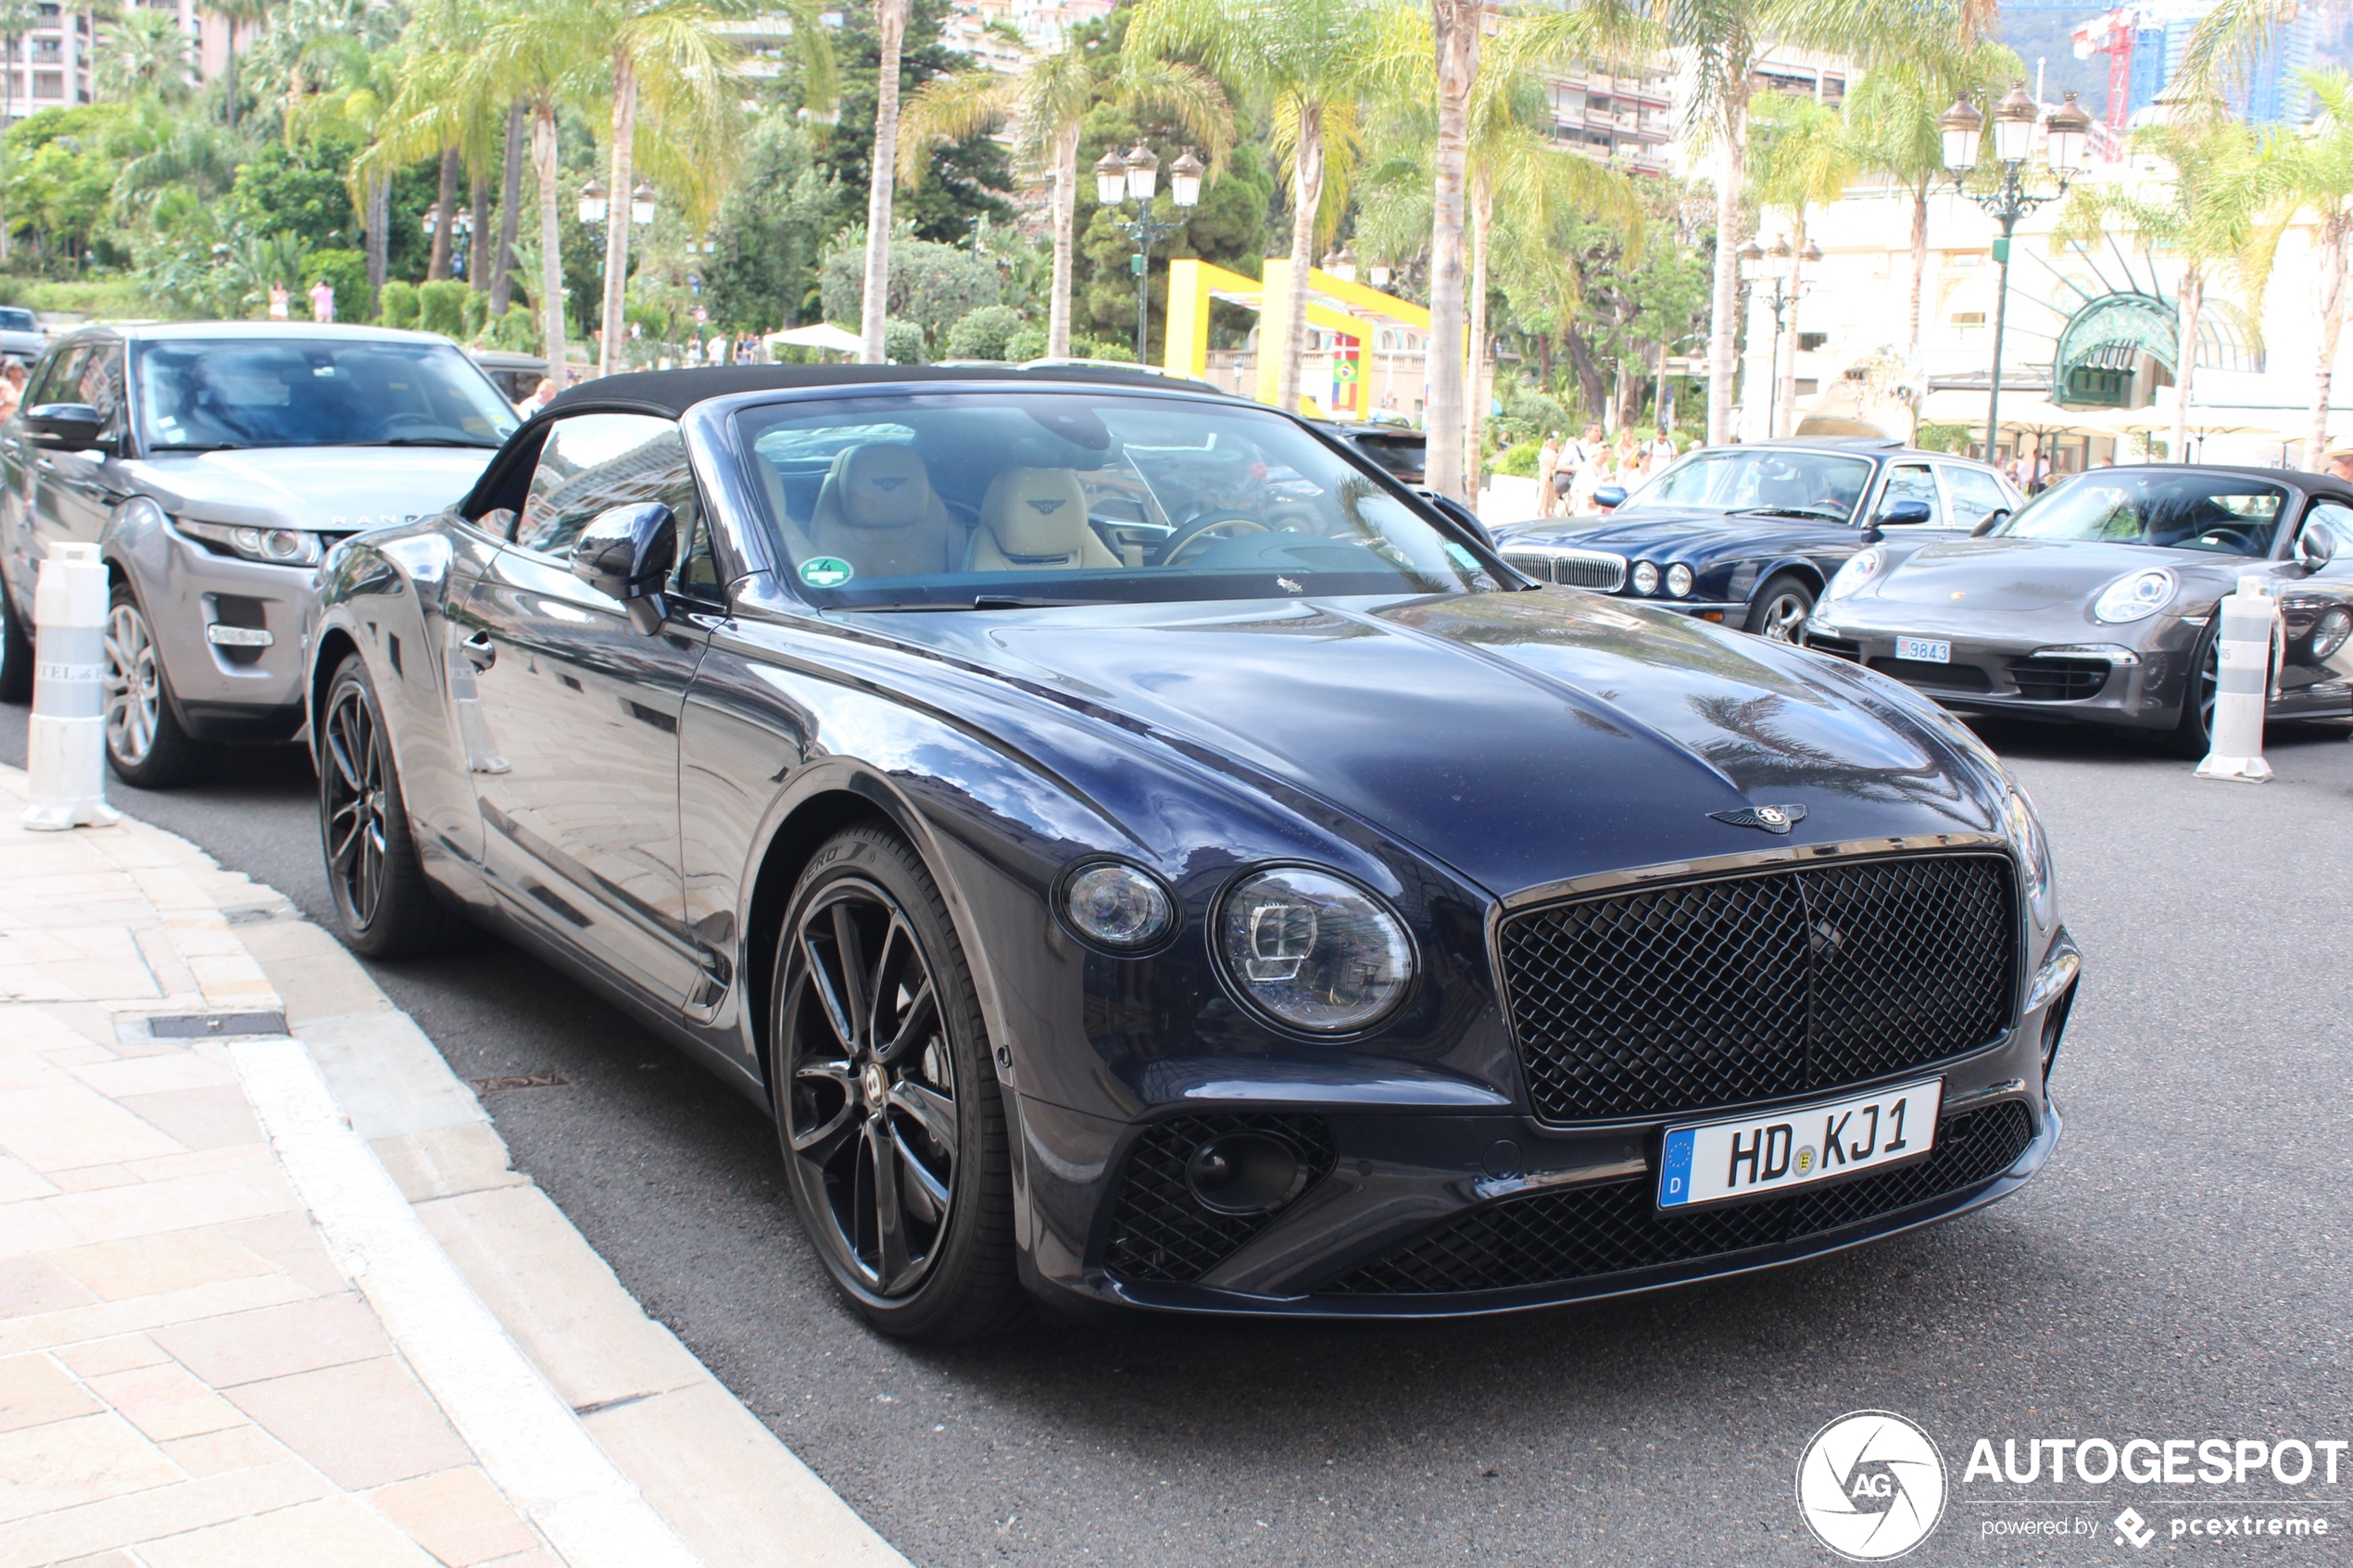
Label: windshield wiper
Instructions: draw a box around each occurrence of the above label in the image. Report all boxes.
[375,436,503,448]
[1729,505,1849,522]
[847,594,1095,612]
[149,442,249,453]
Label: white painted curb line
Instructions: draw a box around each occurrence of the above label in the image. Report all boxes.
[233,1035,703,1568]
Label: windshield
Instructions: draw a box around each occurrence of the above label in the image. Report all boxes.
[133,338,520,452]
[1630,447,1872,522]
[1995,470,2284,557]
[735,392,1500,609]
[0,308,35,333]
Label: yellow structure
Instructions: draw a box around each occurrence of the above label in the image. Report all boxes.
[1163,257,1435,417]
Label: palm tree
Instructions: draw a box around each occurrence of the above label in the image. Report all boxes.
[1746,92,1856,433]
[1843,41,2019,358]
[897,44,1228,359]
[2060,107,2269,462]
[0,0,42,267]
[359,0,507,290]
[860,0,908,363]
[1127,0,1384,418]
[209,0,280,129]
[2252,69,2353,469]
[95,9,196,103]
[458,0,594,374]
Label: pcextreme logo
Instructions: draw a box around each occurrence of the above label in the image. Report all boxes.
[1796,1411,1949,1561]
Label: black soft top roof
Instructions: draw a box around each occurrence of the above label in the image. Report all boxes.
[535,362,1230,421]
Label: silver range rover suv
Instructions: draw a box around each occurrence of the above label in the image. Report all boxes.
[0,322,520,784]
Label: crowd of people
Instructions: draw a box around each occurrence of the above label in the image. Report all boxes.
[1534,424,1680,517]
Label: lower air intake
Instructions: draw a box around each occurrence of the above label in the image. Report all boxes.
[1104,1113,1336,1285]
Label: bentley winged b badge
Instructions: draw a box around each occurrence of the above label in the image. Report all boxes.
[1710,803,1807,834]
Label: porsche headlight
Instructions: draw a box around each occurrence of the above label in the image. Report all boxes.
[1629,560,1660,596]
[1665,562,1694,598]
[1828,546,1883,600]
[171,515,327,567]
[1216,867,1414,1034]
[2093,567,2176,623]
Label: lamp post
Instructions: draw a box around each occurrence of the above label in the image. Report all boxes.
[1737,237,1813,438]
[421,207,476,280]
[1942,84,2091,465]
[1095,144,1202,364]
[579,177,656,249]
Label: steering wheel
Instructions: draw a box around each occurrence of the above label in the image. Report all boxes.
[1159,510,1272,565]
[380,412,440,431]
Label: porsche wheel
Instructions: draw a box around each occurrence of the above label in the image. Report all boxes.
[2166,618,2223,759]
[1744,573,1817,643]
[773,824,1023,1341]
[102,583,205,787]
[318,654,451,957]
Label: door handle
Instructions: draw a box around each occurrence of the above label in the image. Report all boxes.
[461,632,497,670]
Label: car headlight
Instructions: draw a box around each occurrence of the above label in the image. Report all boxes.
[2093,567,2176,623]
[2002,787,2053,912]
[1629,560,1659,596]
[171,514,327,567]
[1828,546,1883,600]
[1665,562,1694,598]
[1060,861,1176,951]
[1216,867,1415,1034]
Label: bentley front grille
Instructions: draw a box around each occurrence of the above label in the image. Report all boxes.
[1499,852,2018,1123]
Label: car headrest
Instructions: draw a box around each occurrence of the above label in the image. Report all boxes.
[980,468,1090,558]
[824,443,936,531]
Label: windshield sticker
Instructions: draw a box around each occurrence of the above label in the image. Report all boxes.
[799,556,854,588]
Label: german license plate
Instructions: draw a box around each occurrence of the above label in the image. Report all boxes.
[1894,635,1951,664]
[1657,1079,1944,1210]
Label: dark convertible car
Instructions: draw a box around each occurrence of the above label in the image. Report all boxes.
[308,366,2073,1338]
[1494,440,2024,641]
[1806,464,2353,753]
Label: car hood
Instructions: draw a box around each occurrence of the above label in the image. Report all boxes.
[1498,507,1851,560]
[126,445,498,531]
[1870,535,2220,613]
[862,589,2003,897]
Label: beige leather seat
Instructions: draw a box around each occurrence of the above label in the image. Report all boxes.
[964,468,1120,571]
[804,443,958,579]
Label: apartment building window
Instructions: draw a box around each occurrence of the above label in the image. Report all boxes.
[33,70,61,98]
[1797,332,1828,352]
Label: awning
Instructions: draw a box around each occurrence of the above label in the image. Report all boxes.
[1916,390,2113,435]
[765,323,864,354]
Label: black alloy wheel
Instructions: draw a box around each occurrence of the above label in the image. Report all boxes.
[0,570,31,704]
[318,654,450,956]
[1745,571,1817,643]
[774,824,1022,1340]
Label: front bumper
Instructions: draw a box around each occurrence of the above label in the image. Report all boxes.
[116,521,316,742]
[1802,612,2187,731]
[1016,999,2066,1319]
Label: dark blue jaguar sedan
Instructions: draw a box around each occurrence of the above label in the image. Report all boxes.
[306,367,2070,1339]
[1494,439,2024,641]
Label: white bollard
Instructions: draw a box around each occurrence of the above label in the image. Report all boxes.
[21,542,122,830]
[2196,573,2277,784]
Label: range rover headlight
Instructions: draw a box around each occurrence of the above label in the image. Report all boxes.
[1629,560,1660,596]
[1060,861,1175,950]
[2093,567,2175,623]
[1828,546,1883,599]
[1216,867,1414,1034]
[171,515,326,567]
[1665,562,1694,598]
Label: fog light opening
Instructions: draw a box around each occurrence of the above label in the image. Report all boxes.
[1185,1133,1307,1215]
[2040,981,2077,1085]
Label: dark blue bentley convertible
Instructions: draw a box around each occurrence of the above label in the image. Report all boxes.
[306,368,2070,1339]
[1494,439,2025,641]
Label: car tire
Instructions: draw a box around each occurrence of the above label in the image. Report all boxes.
[0,570,31,704]
[1744,572,1817,642]
[2166,617,2223,759]
[771,822,1026,1342]
[102,581,207,788]
[317,653,453,958]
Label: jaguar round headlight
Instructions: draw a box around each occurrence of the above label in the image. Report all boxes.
[1215,867,1414,1035]
[1061,862,1175,950]
[1665,562,1694,598]
[1828,546,1883,599]
[2093,567,2176,623]
[1629,560,1660,596]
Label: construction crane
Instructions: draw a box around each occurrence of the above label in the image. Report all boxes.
[2071,6,2138,135]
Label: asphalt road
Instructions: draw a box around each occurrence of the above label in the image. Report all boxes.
[6,699,2350,1568]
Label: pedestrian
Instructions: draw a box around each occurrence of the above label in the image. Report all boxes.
[1613,427,1646,490]
[1535,432,1562,519]
[0,360,26,423]
[268,282,290,321]
[515,376,557,419]
[1648,427,1679,473]
[1567,422,1606,514]
[308,277,335,323]
[2324,445,2353,484]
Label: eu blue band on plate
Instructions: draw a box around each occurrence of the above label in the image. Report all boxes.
[1659,1127,1694,1207]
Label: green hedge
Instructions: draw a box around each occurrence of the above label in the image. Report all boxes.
[377,280,419,330]
[417,279,468,337]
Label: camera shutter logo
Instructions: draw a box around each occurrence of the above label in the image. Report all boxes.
[1795,1411,1946,1561]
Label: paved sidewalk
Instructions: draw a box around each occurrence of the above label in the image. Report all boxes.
[0,767,904,1568]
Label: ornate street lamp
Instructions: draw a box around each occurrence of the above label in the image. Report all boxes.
[1738,238,1812,437]
[1097,143,1202,363]
[578,177,609,226]
[630,182,657,226]
[1943,83,2093,462]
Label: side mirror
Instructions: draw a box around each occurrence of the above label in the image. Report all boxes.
[26,402,107,451]
[1969,508,2009,539]
[1879,498,1933,528]
[2296,517,2338,574]
[570,501,676,633]
[1592,484,1629,511]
